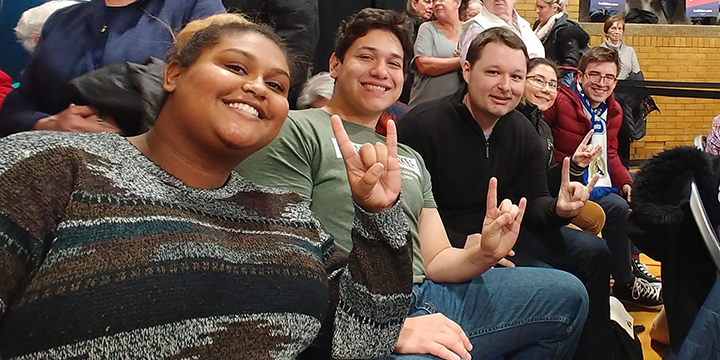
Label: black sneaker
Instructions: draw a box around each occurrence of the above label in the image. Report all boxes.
[614,277,663,310]
[632,257,662,284]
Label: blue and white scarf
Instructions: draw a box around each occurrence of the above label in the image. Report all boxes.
[577,82,617,200]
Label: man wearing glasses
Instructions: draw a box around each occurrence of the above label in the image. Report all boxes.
[544,46,664,309]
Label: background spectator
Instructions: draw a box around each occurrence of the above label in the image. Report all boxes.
[533,0,588,85]
[600,16,640,81]
[14,0,81,54]
[406,0,433,38]
[458,0,545,61]
[0,0,225,136]
[409,0,463,108]
[704,112,720,156]
[297,71,333,109]
[459,0,482,21]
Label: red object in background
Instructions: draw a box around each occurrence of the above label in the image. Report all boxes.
[0,70,13,109]
[375,101,409,136]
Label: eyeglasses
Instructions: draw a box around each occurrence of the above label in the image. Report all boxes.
[527,75,558,93]
[583,72,617,85]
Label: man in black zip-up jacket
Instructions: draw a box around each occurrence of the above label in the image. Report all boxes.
[398,27,612,360]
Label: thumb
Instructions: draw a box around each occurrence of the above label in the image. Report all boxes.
[587,173,600,193]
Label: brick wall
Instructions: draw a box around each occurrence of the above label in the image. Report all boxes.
[584,23,720,160]
[511,0,720,160]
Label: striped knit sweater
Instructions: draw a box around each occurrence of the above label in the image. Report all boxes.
[0,131,412,359]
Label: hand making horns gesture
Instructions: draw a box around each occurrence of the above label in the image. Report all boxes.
[571,129,602,168]
[556,157,599,218]
[331,115,401,213]
[479,177,527,264]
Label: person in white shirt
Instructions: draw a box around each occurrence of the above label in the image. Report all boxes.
[458,0,545,61]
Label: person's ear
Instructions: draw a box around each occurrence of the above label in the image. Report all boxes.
[462,60,472,83]
[163,60,185,93]
[329,53,341,80]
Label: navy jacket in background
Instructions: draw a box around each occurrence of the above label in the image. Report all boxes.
[0,0,225,136]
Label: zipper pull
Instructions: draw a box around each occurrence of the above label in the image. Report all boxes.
[100,25,108,33]
[485,141,490,159]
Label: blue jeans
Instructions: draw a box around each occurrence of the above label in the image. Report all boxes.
[677,277,720,360]
[595,193,634,285]
[510,226,611,360]
[379,267,589,360]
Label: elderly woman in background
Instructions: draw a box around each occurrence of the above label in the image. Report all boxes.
[600,15,639,81]
[297,71,334,109]
[458,0,544,61]
[533,0,588,84]
[0,0,225,137]
[14,0,81,54]
[408,0,463,108]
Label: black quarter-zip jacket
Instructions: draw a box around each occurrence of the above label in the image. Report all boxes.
[398,88,570,247]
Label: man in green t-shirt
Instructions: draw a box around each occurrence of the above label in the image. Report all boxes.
[238,8,589,360]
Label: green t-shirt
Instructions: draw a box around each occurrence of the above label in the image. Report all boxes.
[237,109,435,283]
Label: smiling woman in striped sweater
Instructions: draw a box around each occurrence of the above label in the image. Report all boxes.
[0,14,414,359]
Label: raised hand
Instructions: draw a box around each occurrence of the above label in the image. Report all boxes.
[556,157,599,218]
[331,115,401,213]
[478,177,526,262]
[571,129,601,168]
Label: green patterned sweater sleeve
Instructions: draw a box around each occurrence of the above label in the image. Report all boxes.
[307,195,411,359]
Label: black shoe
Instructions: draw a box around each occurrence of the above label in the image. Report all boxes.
[632,257,661,284]
[614,277,663,310]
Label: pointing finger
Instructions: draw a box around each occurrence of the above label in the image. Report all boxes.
[487,177,498,212]
[331,115,358,162]
[385,120,398,163]
[561,157,571,185]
